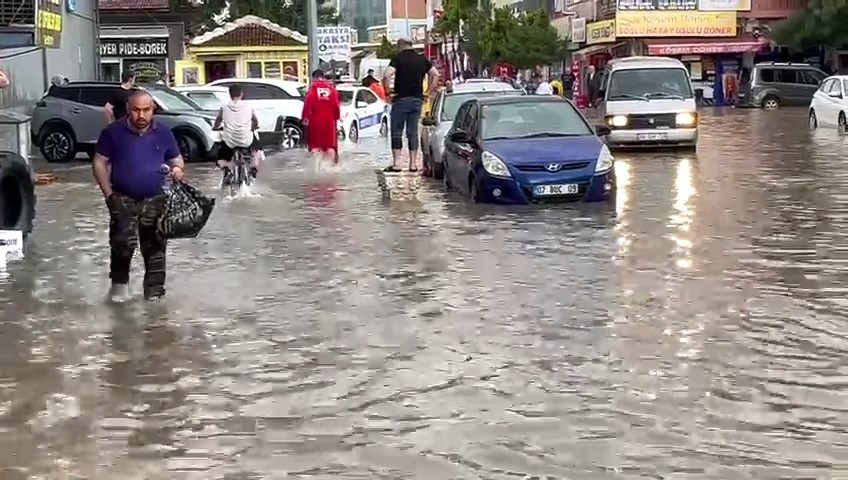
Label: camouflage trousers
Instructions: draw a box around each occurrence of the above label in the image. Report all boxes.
[107,192,168,299]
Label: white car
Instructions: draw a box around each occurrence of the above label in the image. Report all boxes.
[336,85,389,142]
[173,85,230,111]
[809,75,848,130]
[208,78,305,149]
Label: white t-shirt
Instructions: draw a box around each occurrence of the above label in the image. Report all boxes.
[221,100,255,148]
[536,82,554,95]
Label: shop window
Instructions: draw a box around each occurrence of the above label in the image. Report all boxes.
[101,63,120,82]
[264,61,281,79]
[247,62,262,78]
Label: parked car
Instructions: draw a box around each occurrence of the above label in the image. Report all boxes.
[737,62,826,110]
[173,85,230,111]
[208,78,304,149]
[336,85,389,142]
[442,95,615,204]
[31,82,221,163]
[808,75,848,130]
[421,81,523,179]
[599,56,698,150]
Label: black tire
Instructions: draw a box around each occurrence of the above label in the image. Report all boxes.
[469,176,481,203]
[762,95,780,110]
[422,149,433,178]
[432,160,444,180]
[809,110,818,129]
[349,122,359,143]
[379,118,388,137]
[442,157,452,191]
[174,132,200,163]
[280,121,304,149]
[39,125,76,163]
[0,152,36,237]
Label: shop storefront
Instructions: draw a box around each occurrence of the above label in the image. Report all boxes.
[99,26,171,84]
[176,15,308,86]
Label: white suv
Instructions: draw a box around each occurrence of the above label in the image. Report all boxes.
[208,78,305,149]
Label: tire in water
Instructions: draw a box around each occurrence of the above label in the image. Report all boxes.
[0,152,36,237]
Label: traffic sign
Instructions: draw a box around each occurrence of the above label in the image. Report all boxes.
[317,26,352,62]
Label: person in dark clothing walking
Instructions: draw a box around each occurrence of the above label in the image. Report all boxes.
[562,72,574,99]
[586,65,601,107]
[105,71,136,123]
[382,37,439,172]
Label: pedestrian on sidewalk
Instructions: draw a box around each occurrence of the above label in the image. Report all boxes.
[381,37,439,172]
[301,69,341,165]
[105,71,136,124]
[92,90,185,302]
[586,65,601,107]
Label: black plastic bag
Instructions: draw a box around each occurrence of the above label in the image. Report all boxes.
[158,181,215,239]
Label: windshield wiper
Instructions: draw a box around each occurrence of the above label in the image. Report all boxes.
[646,92,685,100]
[609,94,648,101]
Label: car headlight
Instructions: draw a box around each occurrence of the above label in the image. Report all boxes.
[595,145,614,173]
[482,151,512,178]
[675,112,697,126]
[608,115,628,127]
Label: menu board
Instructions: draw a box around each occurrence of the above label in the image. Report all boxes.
[617,0,697,10]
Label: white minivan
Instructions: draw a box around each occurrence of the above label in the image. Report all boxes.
[598,57,698,150]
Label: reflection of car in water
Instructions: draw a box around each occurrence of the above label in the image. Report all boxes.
[173,86,230,111]
[442,95,615,204]
[598,57,698,149]
[30,82,222,163]
[421,80,523,179]
[335,85,389,142]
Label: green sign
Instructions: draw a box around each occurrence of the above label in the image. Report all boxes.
[36,0,63,48]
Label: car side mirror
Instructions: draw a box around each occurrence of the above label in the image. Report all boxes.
[355,101,367,108]
[421,116,437,127]
[448,130,472,143]
[595,124,611,136]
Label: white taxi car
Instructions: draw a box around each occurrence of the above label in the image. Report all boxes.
[336,85,389,142]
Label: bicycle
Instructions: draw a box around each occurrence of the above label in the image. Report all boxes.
[221,146,254,197]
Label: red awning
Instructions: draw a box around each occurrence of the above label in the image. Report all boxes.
[644,36,768,56]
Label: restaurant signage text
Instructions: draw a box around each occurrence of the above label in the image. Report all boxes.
[100,39,169,58]
[586,19,616,45]
[36,0,63,48]
[616,0,697,11]
[616,11,736,37]
[697,0,751,11]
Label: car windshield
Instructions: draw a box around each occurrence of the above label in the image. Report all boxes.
[607,68,693,100]
[338,90,354,105]
[442,91,520,121]
[481,101,593,140]
[148,87,203,111]
[187,92,224,109]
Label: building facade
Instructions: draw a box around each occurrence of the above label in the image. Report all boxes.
[339,0,387,43]
[0,0,97,111]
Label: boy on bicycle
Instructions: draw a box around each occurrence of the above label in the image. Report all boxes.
[214,84,261,183]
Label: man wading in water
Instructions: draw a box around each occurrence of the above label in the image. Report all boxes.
[92,90,185,302]
[382,37,439,172]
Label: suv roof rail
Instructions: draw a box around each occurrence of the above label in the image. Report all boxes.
[756,61,812,67]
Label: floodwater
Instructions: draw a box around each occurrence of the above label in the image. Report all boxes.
[1,108,847,479]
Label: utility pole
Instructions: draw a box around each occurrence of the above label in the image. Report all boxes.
[307,0,320,76]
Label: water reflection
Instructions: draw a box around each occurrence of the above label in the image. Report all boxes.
[671,157,695,270]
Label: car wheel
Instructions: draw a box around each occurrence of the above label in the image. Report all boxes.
[280,122,303,149]
[809,109,818,129]
[0,152,36,237]
[379,118,388,137]
[442,157,452,191]
[839,113,847,134]
[762,95,780,110]
[469,176,481,203]
[349,122,359,143]
[432,159,444,180]
[175,132,200,163]
[39,126,75,163]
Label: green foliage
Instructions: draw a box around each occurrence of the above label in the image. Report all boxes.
[376,36,396,59]
[772,0,848,50]
[462,6,566,69]
[189,0,340,36]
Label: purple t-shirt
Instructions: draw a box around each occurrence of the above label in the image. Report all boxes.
[96,120,180,200]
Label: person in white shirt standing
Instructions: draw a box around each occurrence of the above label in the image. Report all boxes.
[214,84,261,183]
[535,79,554,95]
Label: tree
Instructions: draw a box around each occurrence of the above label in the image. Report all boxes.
[772,0,848,50]
[376,36,396,59]
[461,6,566,69]
[187,0,340,35]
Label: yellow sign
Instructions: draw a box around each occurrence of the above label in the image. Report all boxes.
[615,11,736,37]
[36,0,63,48]
[586,20,616,45]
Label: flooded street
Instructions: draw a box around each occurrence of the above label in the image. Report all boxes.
[2,108,847,479]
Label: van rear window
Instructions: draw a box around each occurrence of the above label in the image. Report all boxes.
[607,68,693,100]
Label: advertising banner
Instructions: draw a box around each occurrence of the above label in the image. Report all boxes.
[571,18,586,43]
[616,0,697,11]
[697,0,751,11]
[586,19,616,45]
[36,0,63,48]
[616,11,736,37]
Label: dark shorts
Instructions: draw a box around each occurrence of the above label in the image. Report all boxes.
[390,97,423,151]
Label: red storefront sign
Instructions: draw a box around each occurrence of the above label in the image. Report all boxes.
[647,41,766,56]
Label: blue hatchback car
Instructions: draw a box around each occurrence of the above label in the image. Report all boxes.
[442,96,615,204]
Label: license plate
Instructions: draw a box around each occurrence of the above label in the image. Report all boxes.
[637,133,667,141]
[534,184,579,196]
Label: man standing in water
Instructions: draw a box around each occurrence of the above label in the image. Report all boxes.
[104,71,136,123]
[92,90,185,302]
[301,69,341,165]
[382,37,439,172]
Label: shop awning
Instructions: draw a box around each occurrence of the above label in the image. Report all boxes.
[644,36,768,56]
[573,42,627,57]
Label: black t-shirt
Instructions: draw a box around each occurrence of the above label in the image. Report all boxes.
[108,87,133,120]
[389,50,432,99]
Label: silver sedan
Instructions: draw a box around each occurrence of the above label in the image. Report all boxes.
[421,81,523,179]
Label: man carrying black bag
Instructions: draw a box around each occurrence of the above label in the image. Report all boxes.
[92,90,186,303]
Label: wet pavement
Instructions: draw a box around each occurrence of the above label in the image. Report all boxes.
[1,108,847,479]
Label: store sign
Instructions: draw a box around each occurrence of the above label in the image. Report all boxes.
[100,40,169,58]
[617,0,697,10]
[647,40,765,55]
[586,19,616,45]
[36,0,63,48]
[616,11,736,37]
[570,18,586,43]
[697,0,751,11]
[317,26,352,62]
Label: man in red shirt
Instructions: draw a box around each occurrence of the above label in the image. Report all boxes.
[301,69,341,165]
